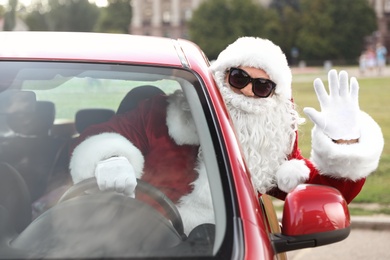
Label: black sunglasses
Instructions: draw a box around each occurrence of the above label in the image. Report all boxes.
[228,67,276,98]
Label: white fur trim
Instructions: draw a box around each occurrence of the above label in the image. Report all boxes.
[276,159,310,193]
[177,158,214,235]
[311,111,384,180]
[166,91,199,145]
[210,37,292,99]
[69,132,144,184]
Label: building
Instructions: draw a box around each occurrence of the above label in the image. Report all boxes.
[130,0,270,39]
[130,0,204,39]
[369,0,390,48]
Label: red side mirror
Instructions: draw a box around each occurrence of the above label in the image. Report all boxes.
[282,184,350,236]
[272,184,351,253]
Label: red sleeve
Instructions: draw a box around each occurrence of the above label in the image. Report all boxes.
[288,133,365,204]
[307,172,365,204]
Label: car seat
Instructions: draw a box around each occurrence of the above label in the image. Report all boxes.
[0,100,63,201]
[75,108,115,134]
[0,162,31,233]
[30,108,116,219]
[116,85,164,115]
[49,108,116,183]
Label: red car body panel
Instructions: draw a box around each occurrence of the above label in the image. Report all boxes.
[0,31,275,258]
[282,184,350,236]
[0,32,182,66]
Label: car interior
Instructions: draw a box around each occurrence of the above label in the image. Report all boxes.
[0,62,224,258]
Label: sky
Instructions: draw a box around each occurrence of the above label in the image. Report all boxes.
[0,0,109,7]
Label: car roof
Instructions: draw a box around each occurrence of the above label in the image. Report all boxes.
[0,31,207,68]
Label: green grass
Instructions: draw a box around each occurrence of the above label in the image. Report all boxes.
[349,206,390,216]
[33,79,181,119]
[291,68,390,206]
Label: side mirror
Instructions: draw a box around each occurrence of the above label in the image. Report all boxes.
[271,184,350,253]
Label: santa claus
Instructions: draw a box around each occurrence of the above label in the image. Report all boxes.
[69,37,384,235]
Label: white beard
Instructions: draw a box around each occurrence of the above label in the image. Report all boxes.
[218,81,302,194]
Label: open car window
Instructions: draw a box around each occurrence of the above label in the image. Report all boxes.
[0,61,228,259]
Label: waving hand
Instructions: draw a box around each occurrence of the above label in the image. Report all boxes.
[303,69,360,141]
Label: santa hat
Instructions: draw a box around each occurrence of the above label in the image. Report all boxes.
[210,37,292,99]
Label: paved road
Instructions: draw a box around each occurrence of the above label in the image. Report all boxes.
[286,228,390,260]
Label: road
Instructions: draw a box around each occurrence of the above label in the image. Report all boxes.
[286,228,390,259]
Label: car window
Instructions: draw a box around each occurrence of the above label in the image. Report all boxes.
[0,61,228,259]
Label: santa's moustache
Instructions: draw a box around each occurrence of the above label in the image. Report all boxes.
[219,84,303,194]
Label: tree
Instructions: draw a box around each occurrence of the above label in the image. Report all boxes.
[270,0,300,12]
[269,0,302,63]
[24,0,100,32]
[3,0,18,31]
[24,2,49,31]
[296,0,376,62]
[189,0,281,60]
[94,0,132,34]
[190,0,377,63]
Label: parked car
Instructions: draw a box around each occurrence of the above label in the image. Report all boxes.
[0,31,350,259]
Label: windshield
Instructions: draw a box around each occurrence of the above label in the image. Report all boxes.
[0,61,227,259]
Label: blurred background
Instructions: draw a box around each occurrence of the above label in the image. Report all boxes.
[0,0,390,216]
[0,0,388,65]
[1,2,390,258]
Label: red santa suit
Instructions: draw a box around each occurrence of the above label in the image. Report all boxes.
[209,37,383,204]
[70,91,214,234]
[70,92,200,204]
[70,37,384,234]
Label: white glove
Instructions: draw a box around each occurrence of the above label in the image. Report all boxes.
[94,156,137,198]
[276,160,310,193]
[303,69,360,141]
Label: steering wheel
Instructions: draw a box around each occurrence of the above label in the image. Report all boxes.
[58,177,185,238]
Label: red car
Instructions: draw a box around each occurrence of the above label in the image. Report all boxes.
[0,31,350,259]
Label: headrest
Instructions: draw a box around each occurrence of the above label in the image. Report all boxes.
[0,90,36,115]
[0,90,36,136]
[7,101,55,137]
[117,85,164,114]
[75,109,115,134]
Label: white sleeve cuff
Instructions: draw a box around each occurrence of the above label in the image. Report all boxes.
[69,132,144,184]
[310,111,384,181]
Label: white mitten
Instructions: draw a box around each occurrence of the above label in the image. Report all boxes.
[276,159,310,193]
[95,156,137,198]
[303,69,360,141]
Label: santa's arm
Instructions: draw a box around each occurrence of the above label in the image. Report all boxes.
[271,145,369,204]
[304,110,382,203]
[272,146,367,204]
[69,132,145,184]
[67,101,155,197]
[310,111,383,182]
[68,94,169,185]
[303,69,384,178]
[274,70,384,203]
[303,70,383,203]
